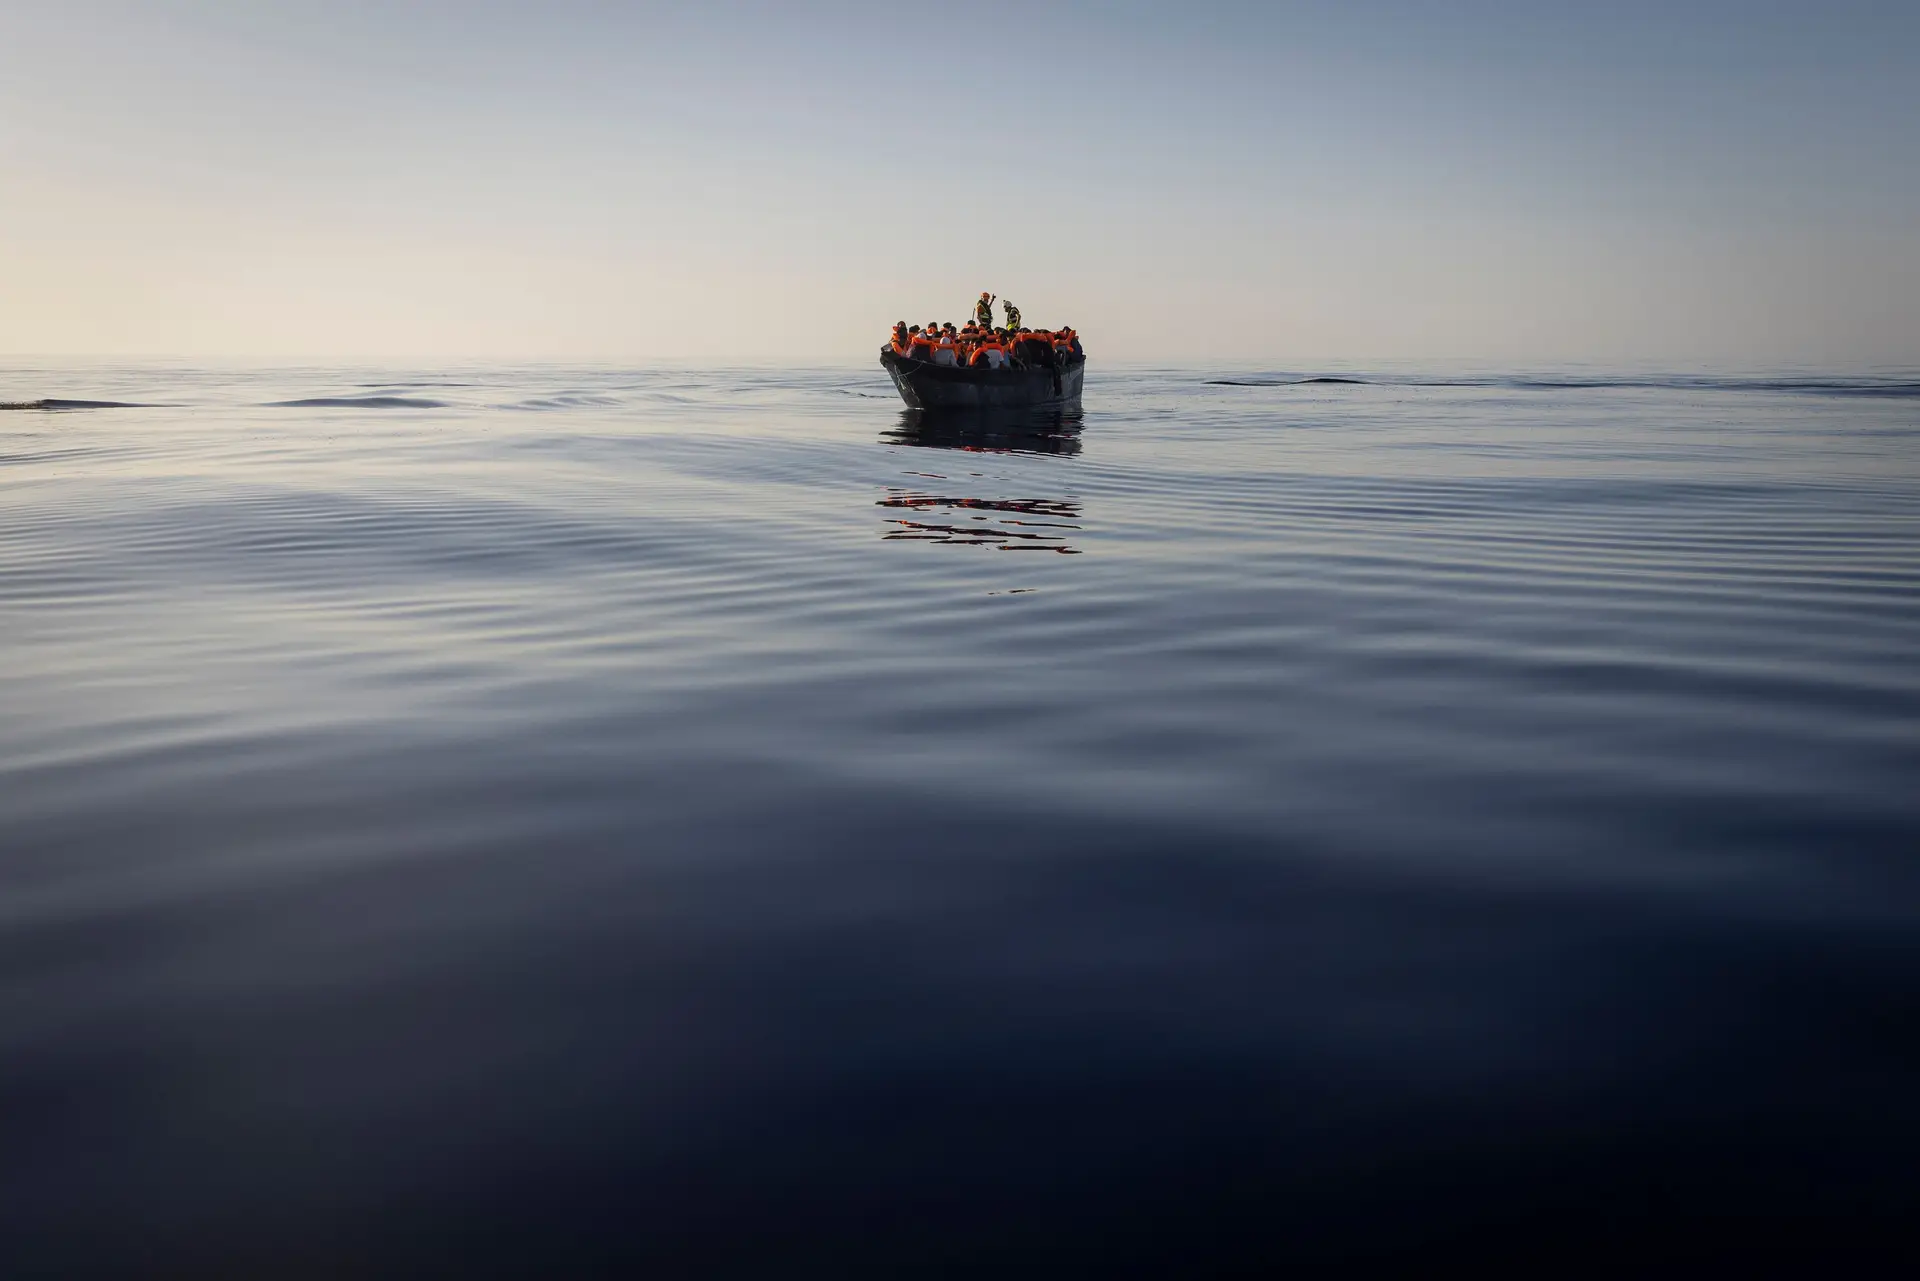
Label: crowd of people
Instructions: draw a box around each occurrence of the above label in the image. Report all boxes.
[889,293,1082,370]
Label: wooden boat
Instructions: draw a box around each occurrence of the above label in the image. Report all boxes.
[880,345,1085,411]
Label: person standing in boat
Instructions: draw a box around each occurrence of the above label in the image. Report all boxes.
[1001,300,1022,331]
[974,292,995,329]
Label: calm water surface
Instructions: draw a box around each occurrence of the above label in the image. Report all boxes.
[3,363,1918,1271]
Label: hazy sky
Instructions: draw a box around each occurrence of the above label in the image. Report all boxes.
[4,1,1916,364]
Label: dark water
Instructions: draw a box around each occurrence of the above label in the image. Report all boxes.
[3,363,1917,1272]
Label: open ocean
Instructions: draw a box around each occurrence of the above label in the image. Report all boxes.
[3,362,1918,1272]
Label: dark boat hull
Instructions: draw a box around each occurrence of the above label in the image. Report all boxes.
[880,348,1085,411]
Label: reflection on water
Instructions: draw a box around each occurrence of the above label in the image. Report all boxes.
[878,410,1085,552]
[878,491,1083,552]
[882,408,1084,456]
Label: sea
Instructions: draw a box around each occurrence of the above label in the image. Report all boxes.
[3,362,1917,1272]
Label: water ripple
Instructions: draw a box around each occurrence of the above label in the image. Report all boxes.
[2,360,1916,1270]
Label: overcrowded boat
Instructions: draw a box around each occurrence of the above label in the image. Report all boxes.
[880,293,1085,411]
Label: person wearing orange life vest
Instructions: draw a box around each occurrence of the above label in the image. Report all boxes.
[906,325,936,361]
[999,328,1028,366]
[891,321,911,356]
[969,329,1008,370]
[933,326,960,367]
[958,322,979,356]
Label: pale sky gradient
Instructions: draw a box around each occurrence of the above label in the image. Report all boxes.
[3,1,1916,364]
